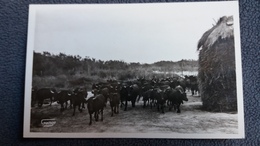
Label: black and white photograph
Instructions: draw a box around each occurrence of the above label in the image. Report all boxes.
[23,1,244,138]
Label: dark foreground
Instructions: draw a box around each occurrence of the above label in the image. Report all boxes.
[30,92,238,134]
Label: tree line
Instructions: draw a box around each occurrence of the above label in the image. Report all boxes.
[33,51,198,80]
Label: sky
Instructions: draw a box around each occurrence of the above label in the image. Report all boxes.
[31,1,239,64]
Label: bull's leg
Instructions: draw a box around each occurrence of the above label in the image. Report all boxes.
[65,101,68,109]
[60,103,64,112]
[131,100,135,108]
[104,98,107,107]
[146,99,149,108]
[116,105,119,114]
[124,100,127,111]
[69,100,72,109]
[177,104,181,113]
[120,102,123,108]
[49,97,52,106]
[170,102,173,111]
[78,104,82,113]
[168,100,171,106]
[173,104,177,111]
[132,97,136,107]
[82,102,85,109]
[114,106,117,114]
[96,111,99,121]
[169,101,173,111]
[161,104,165,114]
[72,104,76,116]
[89,113,92,125]
[94,112,97,121]
[111,106,114,117]
[120,99,124,108]
[101,109,103,121]
[151,100,154,109]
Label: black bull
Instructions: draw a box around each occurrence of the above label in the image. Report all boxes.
[56,88,88,116]
[120,84,140,111]
[72,88,88,116]
[87,94,106,125]
[36,88,57,107]
[56,90,73,112]
[109,93,120,117]
[164,87,188,113]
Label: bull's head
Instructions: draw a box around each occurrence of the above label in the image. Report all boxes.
[50,89,58,102]
[91,89,98,96]
[182,92,188,101]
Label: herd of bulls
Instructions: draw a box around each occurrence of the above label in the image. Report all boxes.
[31,76,199,125]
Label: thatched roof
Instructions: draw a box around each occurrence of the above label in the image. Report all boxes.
[197,16,234,50]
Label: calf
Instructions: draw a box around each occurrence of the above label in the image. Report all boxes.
[87,94,106,125]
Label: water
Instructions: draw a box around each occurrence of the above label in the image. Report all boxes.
[152,70,198,77]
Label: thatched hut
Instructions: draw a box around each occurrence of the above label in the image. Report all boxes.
[197,16,237,112]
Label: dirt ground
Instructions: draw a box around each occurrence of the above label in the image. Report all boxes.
[30,91,238,134]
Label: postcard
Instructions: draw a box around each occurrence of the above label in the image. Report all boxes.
[24,1,244,138]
